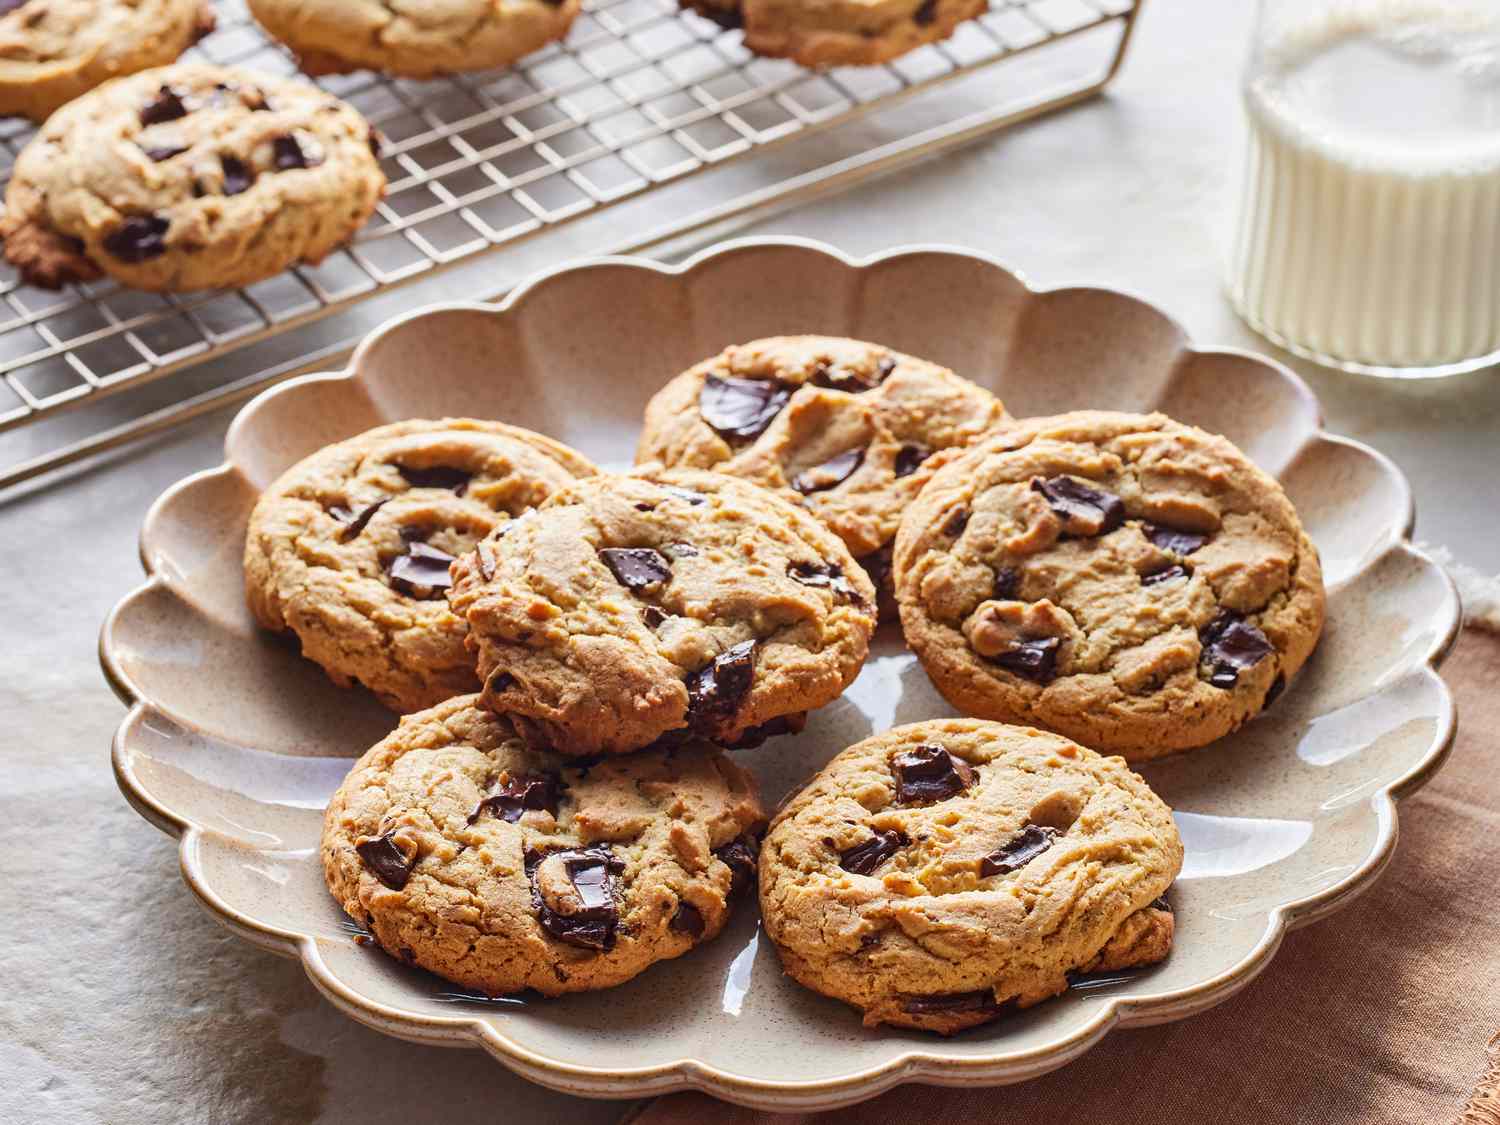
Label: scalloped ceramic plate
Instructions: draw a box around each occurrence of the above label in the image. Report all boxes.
[101,238,1461,1112]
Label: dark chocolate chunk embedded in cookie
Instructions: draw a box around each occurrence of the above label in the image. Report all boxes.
[397,464,471,493]
[600,547,673,590]
[1200,610,1274,688]
[1145,523,1208,556]
[698,374,792,442]
[792,448,864,495]
[468,771,562,824]
[979,824,1058,876]
[1030,475,1125,537]
[388,541,457,599]
[527,845,624,951]
[838,829,907,875]
[892,744,975,805]
[990,636,1060,683]
[103,215,170,262]
[139,84,190,125]
[355,832,416,890]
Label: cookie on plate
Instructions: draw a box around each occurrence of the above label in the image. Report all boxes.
[323,695,766,996]
[680,0,986,67]
[244,418,596,714]
[447,470,877,756]
[247,0,581,78]
[0,0,214,123]
[759,719,1181,1034]
[894,411,1325,760]
[635,336,1006,616]
[1,63,385,291]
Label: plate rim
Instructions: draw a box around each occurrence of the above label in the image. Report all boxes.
[100,236,1463,1111]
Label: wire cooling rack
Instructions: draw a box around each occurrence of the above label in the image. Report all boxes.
[0,0,1141,490]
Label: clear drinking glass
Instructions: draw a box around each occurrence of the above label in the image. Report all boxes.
[1227,0,1500,378]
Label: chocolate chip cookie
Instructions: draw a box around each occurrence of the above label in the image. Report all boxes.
[635,337,1006,616]
[0,0,214,123]
[1,63,385,291]
[681,0,987,66]
[244,419,596,713]
[759,719,1181,1034]
[248,0,581,78]
[323,695,766,996]
[447,470,877,756]
[894,411,1325,760]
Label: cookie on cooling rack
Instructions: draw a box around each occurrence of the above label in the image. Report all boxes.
[893,411,1326,761]
[244,419,596,714]
[0,0,215,123]
[323,695,766,996]
[636,336,1007,616]
[247,0,581,78]
[759,719,1181,1033]
[0,63,385,292]
[680,0,987,67]
[447,470,877,756]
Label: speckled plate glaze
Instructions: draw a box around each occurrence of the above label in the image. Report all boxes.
[100,238,1461,1112]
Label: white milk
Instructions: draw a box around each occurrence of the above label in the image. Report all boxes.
[1227,6,1500,374]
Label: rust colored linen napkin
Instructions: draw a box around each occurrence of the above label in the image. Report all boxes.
[630,628,1500,1125]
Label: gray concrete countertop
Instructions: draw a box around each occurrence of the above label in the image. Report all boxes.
[5,0,1496,1122]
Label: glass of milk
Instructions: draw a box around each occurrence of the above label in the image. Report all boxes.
[1227,0,1500,378]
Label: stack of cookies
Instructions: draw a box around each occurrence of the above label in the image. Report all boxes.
[245,335,1327,1034]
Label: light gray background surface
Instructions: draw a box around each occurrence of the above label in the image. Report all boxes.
[4,0,1496,1122]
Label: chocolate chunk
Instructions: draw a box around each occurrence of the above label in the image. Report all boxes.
[388,541,456,598]
[714,837,758,896]
[525,846,624,951]
[990,636,1060,683]
[1264,674,1286,708]
[810,361,878,393]
[356,832,415,890]
[399,524,426,543]
[894,443,930,478]
[396,464,470,494]
[487,670,516,694]
[892,744,975,805]
[700,3,742,28]
[1200,610,1274,688]
[661,485,707,505]
[788,560,858,601]
[329,498,387,541]
[642,605,667,629]
[468,772,562,824]
[1030,476,1125,537]
[792,448,863,495]
[979,824,1058,877]
[671,902,705,939]
[839,829,907,876]
[699,375,791,441]
[913,0,938,23]
[1151,894,1172,912]
[723,712,804,749]
[272,133,318,170]
[686,640,756,728]
[140,85,189,126]
[142,142,189,162]
[1141,565,1188,587]
[903,990,999,1015]
[1144,523,1208,556]
[600,547,672,590]
[942,507,969,538]
[993,566,1021,600]
[102,215,170,263]
[220,156,254,196]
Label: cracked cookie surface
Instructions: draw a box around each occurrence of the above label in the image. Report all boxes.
[1,62,384,291]
[680,0,987,67]
[248,0,581,78]
[244,418,596,713]
[894,410,1325,760]
[0,0,214,122]
[758,719,1181,1034]
[323,694,767,996]
[635,336,1006,616]
[447,469,877,756]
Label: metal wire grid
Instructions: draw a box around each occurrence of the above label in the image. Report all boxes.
[0,0,1138,481]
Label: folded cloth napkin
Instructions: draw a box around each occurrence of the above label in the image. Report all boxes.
[630,628,1500,1125]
